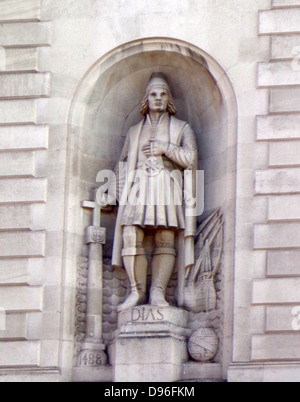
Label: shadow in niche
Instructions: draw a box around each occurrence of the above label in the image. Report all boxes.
[81,50,227,257]
[68,39,237,378]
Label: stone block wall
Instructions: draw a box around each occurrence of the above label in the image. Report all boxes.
[229,0,300,381]
[0,0,61,382]
[0,0,300,382]
[254,0,300,359]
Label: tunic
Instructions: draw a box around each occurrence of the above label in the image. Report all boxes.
[112,113,198,270]
[120,113,194,230]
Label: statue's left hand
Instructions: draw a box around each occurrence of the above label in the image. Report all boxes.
[143,140,168,157]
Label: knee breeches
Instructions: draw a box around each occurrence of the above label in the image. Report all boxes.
[122,226,176,257]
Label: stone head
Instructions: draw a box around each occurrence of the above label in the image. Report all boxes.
[140,73,177,116]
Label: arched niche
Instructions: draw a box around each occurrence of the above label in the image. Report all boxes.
[65,38,237,377]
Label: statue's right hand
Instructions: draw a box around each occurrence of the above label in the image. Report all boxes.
[142,143,152,157]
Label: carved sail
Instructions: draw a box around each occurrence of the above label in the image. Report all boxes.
[184,209,224,313]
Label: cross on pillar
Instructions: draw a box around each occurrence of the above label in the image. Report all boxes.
[77,195,109,367]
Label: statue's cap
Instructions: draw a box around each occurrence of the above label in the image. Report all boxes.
[146,73,170,93]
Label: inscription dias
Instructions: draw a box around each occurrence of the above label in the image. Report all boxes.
[131,306,165,322]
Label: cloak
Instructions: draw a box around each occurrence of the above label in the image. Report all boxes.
[111,115,198,303]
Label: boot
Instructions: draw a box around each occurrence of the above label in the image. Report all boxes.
[118,255,148,313]
[149,254,175,307]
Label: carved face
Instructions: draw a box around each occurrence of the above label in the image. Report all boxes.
[147,86,170,113]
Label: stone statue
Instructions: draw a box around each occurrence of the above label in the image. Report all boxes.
[112,73,198,312]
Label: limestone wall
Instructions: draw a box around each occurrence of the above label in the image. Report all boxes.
[228,0,300,382]
[1,0,300,382]
[0,0,61,382]
[230,0,300,381]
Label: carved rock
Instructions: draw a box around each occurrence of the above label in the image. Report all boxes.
[188,328,219,362]
[184,210,224,313]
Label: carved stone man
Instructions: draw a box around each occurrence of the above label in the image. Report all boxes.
[112,73,198,312]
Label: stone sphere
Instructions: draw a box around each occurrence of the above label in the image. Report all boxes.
[188,328,219,362]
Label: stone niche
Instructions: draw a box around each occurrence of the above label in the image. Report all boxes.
[66,38,237,382]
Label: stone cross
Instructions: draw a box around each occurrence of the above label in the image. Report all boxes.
[77,194,108,367]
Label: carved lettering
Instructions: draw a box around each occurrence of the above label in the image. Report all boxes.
[131,308,141,322]
[131,307,165,322]
[78,352,103,367]
[146,308,156,321]
[156,309,164,321]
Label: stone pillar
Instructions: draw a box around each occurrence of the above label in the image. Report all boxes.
[110,306,190,382]
[76,196,108,369]
[82,203,106,347]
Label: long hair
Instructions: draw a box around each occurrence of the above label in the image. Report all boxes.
[139,92,177,116]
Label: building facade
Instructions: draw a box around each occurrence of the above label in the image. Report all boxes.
[0,0,300,382]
